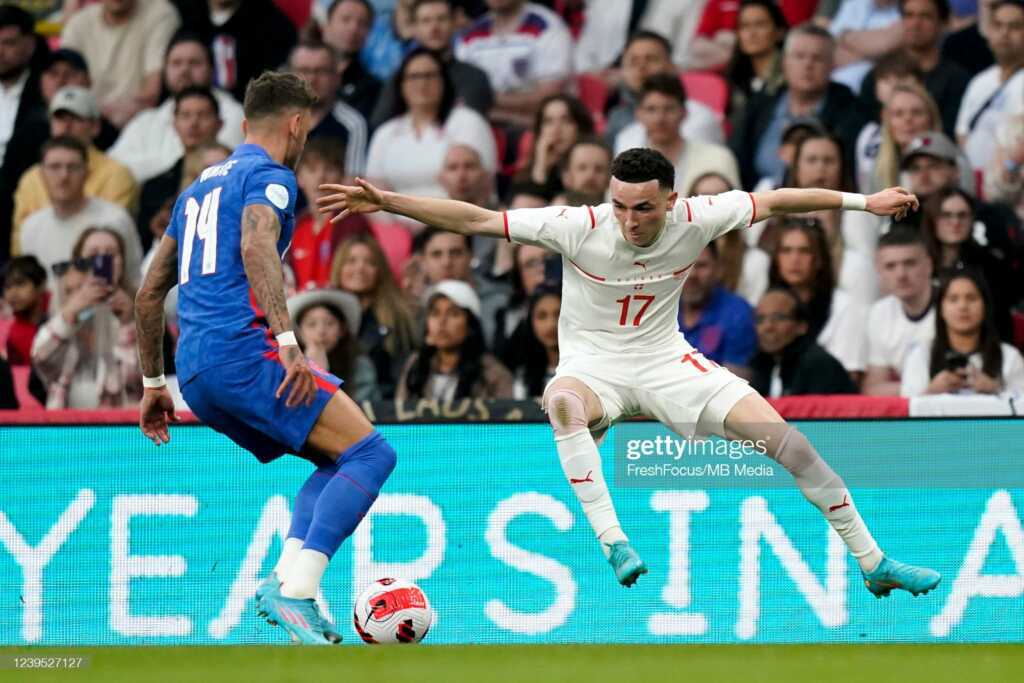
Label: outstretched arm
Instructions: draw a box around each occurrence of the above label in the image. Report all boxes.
[317,178,506,238]
[751,186,919,223]
[135,234,180,445]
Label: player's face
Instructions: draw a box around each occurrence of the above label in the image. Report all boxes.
[886,91,932,147]
[794,137,841,190]
[610,177,676,247]
[426,295,469,351]
[299,305,344,350]
[563,144,611,196]
[516,245,548,297]
[338,243,380,295]
[50,111,98,144]
[775,230,817,287]
[907,155,957,195]
[80,230,124,287]
[933,194,973,245]
[531,293,561,351]
[413,1,453,51]
[756,291,807,354]
[941,277,985,335]
[636,92,685,147]
[40,148,87,202]
[876,244,932,300]
[423,233,472,283]
[622,38,672,93]
[682,247,718,305]
[165,41,212,94]
[439,145,487,202]
[174,96,222,150]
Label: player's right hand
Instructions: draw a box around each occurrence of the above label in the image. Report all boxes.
[276,346,318,408]
[139,387,179,445]
[317,178,386,224]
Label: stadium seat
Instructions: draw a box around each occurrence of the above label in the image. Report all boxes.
[575,74,608,133]
[274,0,311,28]
[680,71,729,117]
[368,220,413,280]
[11,365,43,410]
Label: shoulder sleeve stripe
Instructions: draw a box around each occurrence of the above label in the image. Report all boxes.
[748,192,757,227]
[586,205,596,229]
[503,211,510,242]
[684,200,692,222]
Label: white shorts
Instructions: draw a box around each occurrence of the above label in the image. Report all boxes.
[543,347,756,441]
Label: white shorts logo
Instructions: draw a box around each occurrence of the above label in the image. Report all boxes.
[265,183,289,210]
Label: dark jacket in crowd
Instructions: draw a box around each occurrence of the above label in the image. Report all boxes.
[0,70,48,264]
[750,333,857,396]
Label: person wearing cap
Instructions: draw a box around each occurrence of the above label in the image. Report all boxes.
[38,48,121,151]
[396,279,514,402]
[286,288,381,402]
[12,85,138,248]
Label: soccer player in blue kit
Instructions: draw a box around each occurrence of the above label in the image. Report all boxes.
[133,72,395,645]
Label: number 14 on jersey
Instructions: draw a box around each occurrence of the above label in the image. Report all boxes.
[180,188,222,285]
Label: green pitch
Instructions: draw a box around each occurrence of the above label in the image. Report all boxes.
[2,644,1022,683]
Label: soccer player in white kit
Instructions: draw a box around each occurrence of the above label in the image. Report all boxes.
[318,148,941,598]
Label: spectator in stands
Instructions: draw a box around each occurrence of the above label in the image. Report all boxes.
[438,144,502,276]
[31,227,143,409]
[61,0,181,128]
[331,232,418,398]
[493,241,551,361]
[750,287,858,396]
[730,24,867,190]
[136,87,223,249]
[176,0,297,103]
[397,279,514,401]
[366,48,496,197]
[691,0,808,72]
[19,137,143,287]
[769,219,869,378]
[291,137,371,291]
[109,30,245,184]
[984,112,1024,221]
[690,172,769,306]
[508,282,560,399]
[37,48,120,150]
[679,243,757,377]
[322,0,381,120]
[942,0,997,74]
[860,82,943,194]
[724,0,789,132]
[863,227,936,395]
[859,0,970,136]
[12,87,138,249]
[920,187,1018,337]
[0,6,48,266]
[751,117,825,193]
[289,40,369,177]
[829,0,903,92]
[286,288,381,401]
[619,74,740,194]
[2,256,48,367]
[901,268,1024,396]
[358,0,416,83]
[559,137,613,204]
[956,0,1024,171]
[454,0,573,127]
[517,94,594,200]
[371,0,494,127]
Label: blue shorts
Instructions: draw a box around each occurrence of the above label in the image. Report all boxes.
[181,355,342,465]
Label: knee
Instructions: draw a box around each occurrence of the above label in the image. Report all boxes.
[546,388,589,438]
[373,433,398,479]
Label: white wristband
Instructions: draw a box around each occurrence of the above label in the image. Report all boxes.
[840,192,867,211]
[276,331,298,347]
[142,374,167,389]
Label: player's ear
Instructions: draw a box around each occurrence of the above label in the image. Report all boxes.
[288,112,302,136]
[241,118,249,137]
[665,190,678,212]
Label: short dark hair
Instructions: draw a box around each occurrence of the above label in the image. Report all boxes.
[165,29,213,67]
[300,136,347,173]
[243,71,317,122]
[622,30,672,59]
[328,0,374,22]
[2,255,47,288]
[394,48,455,124]
[565,136,612,165]
[873,51,925,83]
[898,0,951,21]
[175,85,220,116]
[991,0,1024,15]
[761,286,808,323]
[291,38,336,66]
[639,73,687,105]
[878,225,929,251]
[0,5,34,34]
[412,0,452,18]
[42,135,87,163]
[413,226,471,254]
[610,148,675,190]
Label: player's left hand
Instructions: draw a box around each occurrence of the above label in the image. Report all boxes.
[139,387,179,445]
[866,187,920,220]
[276,345,318,408]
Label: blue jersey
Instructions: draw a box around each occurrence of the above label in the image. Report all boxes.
[168,144,298,384]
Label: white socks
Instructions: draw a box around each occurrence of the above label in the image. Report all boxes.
[279,548,329,599]
[272,537,304,581]
[555,429,627,558]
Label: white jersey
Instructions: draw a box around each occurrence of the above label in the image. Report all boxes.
[505,191,756,362]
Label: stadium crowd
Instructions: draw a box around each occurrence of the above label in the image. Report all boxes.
[0,0,1023,409]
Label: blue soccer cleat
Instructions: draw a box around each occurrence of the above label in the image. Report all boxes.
[261,593,340,645]
[255,572,280,618]
[862,556,941,598]
[607,541,648,587]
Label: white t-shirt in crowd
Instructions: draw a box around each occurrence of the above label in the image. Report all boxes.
[505,191,756,361]
[454,3,572,93]
[737,245,770,307]
[365,106,497,198]
[19,198,143,287]
[828,0,901,93]
[614,131,739,194]
[110,88,245,183]
[574,0,632,73]
[900,341,1024,397]
[956,66,1024,170]
[818,289,869,372]
[865,295,935,374]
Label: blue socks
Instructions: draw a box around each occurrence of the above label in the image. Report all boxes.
[301,431,397,558]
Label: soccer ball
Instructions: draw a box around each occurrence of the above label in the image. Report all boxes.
[352,578,433,644]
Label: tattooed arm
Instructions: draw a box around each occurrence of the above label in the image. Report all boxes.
[135,234,179,445]
[240,203,317,407]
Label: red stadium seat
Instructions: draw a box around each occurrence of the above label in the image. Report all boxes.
[11,365,43,411]
[367,220,413,280]
[1013,310,1024,349]
[274,0,311,28]
[680,71,729,116]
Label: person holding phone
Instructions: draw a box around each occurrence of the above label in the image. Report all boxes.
[900,268,1024,397]
[30,227,143,408]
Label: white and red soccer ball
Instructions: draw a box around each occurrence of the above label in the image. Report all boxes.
[352,578,433,644]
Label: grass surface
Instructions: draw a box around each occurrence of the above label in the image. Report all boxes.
[2,644,1023,683]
